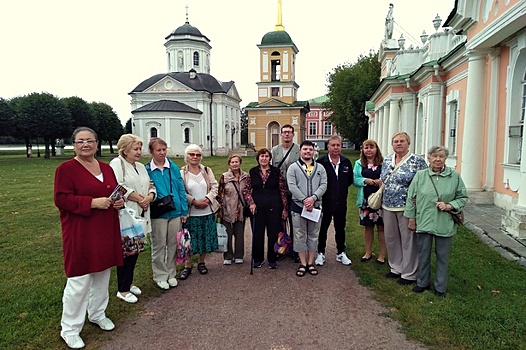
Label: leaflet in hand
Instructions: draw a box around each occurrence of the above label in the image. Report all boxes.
[110,184,127,201]
[301,206,322,222]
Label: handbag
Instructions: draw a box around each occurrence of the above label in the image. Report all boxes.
[216,221,228,253]
[150,168,176,219]
[274,221,292,256]
[367,155,408,210]
[232,181,251,218]
[119,207,146,257]
[176,224,192,263]
[428,173,464,226]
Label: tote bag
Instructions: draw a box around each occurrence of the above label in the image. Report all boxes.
[216,222,228,253]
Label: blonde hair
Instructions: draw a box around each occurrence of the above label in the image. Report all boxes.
[391,131,411,144]
[117,134,143,157]
[184,144,202,163]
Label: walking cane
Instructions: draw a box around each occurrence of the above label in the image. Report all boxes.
[250,214,256,275]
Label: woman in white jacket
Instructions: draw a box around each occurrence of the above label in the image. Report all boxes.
[110,134,156,303]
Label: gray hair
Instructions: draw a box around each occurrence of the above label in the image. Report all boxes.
[184,144,203,163]
[71,127,97,143]
[427,146,450,157]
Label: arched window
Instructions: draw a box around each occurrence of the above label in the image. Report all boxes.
[271,51,281,81]
[184,128,190,143]
[193,51,199,66]
[150,127,158,138]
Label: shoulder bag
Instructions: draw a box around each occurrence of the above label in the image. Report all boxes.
[428,173,464,225]
[367,156,408,210]
[150,167,176,219]
[232,181,251,218]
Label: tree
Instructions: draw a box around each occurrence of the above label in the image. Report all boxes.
[124,118,133,134]
[62,96,97,134]
[325,51,381,147]
[0,98,16,137]
[90,102,123,155]
[240,108,248,145]
[13,92,72,158]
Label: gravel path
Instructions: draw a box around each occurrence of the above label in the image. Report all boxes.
[101,223,426,350]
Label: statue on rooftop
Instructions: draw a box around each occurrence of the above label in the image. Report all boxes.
[385,3,394,41]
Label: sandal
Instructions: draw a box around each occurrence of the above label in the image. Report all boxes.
[296,264,307,277]
[179,267,192,280]
[197,262,208,275]
[307,264,318,276]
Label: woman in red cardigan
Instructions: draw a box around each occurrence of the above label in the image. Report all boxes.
[54,127,124,349]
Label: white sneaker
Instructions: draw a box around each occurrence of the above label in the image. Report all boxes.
[336,252,352,266]
[223,259,232,265]
[234,258,244,264]
[315,252,326,266]
[61,334,85,349]
[116,291,138,303]
[156,281,169,290]
[90,317,115,331]
[130,285,142,295]
[168,277,178,287]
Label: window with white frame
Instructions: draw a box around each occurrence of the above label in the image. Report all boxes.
[508,69,526,164]
[447,101,458,155]
[324,121,332,136]
[309,122,316,136]
[193,51,199,66]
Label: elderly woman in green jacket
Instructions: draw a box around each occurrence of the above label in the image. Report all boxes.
[404,146,468,298]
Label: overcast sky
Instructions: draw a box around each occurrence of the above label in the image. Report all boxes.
[1,0,454,125]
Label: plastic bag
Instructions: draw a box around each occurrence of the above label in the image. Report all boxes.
[176,225,193,263]
[216,222,228,253]
[119,207,146,256]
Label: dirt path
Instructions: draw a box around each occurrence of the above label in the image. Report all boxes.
[101,223,425,350]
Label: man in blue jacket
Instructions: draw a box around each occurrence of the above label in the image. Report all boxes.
[315,135,353,266]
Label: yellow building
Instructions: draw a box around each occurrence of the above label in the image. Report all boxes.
[245,0,309,150]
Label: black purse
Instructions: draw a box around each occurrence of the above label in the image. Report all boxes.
[150,167,176,219]
[428,173,464,226]
[232,181,251,218]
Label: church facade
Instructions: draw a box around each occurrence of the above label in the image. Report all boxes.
[366,1,526,237]
[245,0,309,149]
[130,17,242,156]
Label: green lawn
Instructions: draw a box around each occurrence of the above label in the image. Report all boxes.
[1,151,526,349]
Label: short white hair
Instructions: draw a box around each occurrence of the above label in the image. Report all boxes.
[184,144,202,163]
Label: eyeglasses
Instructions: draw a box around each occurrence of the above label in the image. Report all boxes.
[281,131,293,135]
[74,139,97,145]
[188,152,202,158]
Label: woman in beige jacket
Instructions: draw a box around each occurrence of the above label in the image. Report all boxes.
[218,154,249,265]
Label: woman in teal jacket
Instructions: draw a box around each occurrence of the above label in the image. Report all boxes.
[353,139,386,264]
[405,146,467,297]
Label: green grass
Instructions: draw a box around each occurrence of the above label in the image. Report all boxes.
[1,151,526,349]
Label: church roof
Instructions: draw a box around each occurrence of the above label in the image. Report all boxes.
[130,72,233,94]
[245,99,310,111]
[260,30,294,46]
[132,100,201,114]
[165,21,210,41]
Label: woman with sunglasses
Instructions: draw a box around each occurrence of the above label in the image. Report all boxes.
[180,144,220,279]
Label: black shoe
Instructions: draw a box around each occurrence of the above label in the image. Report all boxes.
[435,291,446,298]
[292,255,301,263]
[252,261,264,268]
[397,278,416,285]
[412,285,430,293]
[360,256,373,262]
[179,267,192,280]
[276,254,286,261]
[385,272,401,279]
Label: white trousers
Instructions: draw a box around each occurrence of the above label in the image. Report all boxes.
[60,268,111,337]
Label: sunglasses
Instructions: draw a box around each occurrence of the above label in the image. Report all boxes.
[188,152,202,158]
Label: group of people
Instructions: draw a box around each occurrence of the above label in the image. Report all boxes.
[53,126,467,349]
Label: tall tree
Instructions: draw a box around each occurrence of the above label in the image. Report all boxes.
[124,118,133,134]
[14,92,72,158]
[0,98,16,137]
[62,96,97,133]
[90,102,123,155]
[325,51,381,147]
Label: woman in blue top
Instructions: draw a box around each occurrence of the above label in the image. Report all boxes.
[353,139,386,264]
[146,138,188,290]
[380,132,427,285]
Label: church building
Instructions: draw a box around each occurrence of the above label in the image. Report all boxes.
[129,12,242,156]
[245,0,309,149]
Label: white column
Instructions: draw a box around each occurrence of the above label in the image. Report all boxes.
[426,84,444,149]
[461,51,487,191]
[388,99,399,142]
[400,95,416,152]
[382,105,390,154]
[484,49,500,191]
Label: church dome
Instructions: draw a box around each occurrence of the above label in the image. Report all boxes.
[165,21,206,40]
[260,30,294,46]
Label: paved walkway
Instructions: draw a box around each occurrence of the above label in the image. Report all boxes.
[99,203,525,350]
[464,204,526,266]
